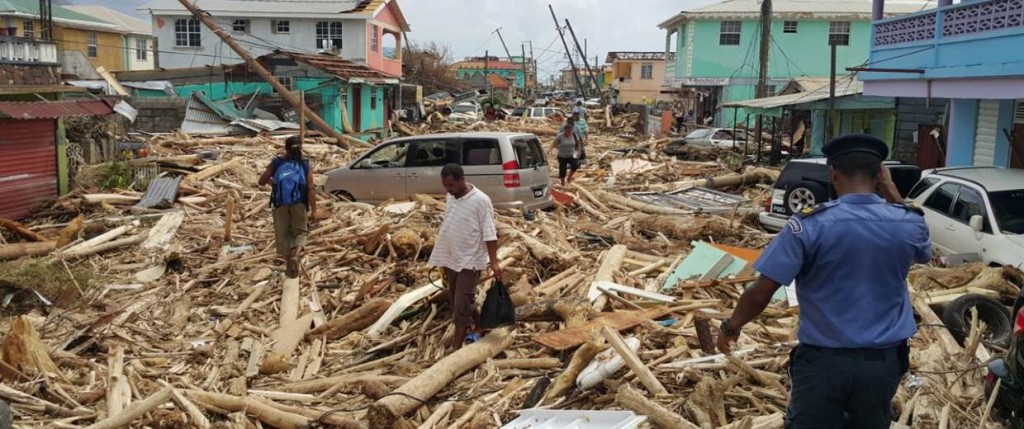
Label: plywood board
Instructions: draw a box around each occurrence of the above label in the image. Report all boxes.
[533,306,672,351]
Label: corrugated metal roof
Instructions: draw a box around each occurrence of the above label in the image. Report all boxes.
[0,100,114,120]
[628,187,750,213]
[660,0,934,27]
[0,119,58,220]
[139,0,365,17]
[723,75,864,110]
[63,5,153,35]
[283,51,400,80]
[135,175,183,209]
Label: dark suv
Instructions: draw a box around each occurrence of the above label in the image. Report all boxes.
[758,158,921,231]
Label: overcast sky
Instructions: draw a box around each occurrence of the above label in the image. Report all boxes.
[74,0,714,79]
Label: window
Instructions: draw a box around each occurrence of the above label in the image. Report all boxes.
[276,76,294,91]
[925,183,959,214]
[23,21,34,39]
[765,85,777,96]
[316,21,343,50]
[907,177,939,200]
[371,24,379,52]
[512,137,547,168]
[783,21,798,33]
[86,32,97,58]
[232,19,250,33]
[174,19,201,47]
[370,93,378,110]
[720,21,741,45]
[408,140,459,167]
[829,21,851,46]
[951,187,989,232]
[462,139,501,166]
[135,38,147,61]
[273,20,290,34]
[640,62,654,80]
[361,141,408,169]
[989,190,1024,234]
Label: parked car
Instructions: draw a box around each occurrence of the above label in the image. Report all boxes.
[907,167,1024,267]
[682,128,756,150]
[323,132,554,212]
[509,106,568,121]
[757,158,922,232]
[448,102,481,122]
[582,98,602,108]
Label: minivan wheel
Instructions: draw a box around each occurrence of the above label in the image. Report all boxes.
[785,182,827,214]
[332,190,355,202]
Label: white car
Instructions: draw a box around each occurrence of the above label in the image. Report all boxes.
[448,102,481,122]
[908,167,1024,268]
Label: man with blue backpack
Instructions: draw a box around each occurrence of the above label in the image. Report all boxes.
[258,136,317,278]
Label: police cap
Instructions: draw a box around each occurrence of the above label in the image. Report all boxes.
[822,134,888,161]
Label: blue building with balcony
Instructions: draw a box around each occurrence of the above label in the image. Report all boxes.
[861,0,1024,169]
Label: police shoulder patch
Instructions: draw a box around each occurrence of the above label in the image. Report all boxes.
[786,217,804,234]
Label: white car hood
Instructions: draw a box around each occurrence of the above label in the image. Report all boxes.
[1006,234,1024,249]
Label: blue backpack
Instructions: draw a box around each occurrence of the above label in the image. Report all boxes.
[272,158,308,207]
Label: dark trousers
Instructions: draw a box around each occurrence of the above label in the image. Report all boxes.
[443,268,480,331]
[786,343,909,429]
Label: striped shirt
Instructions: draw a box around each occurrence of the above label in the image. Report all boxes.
[428,185,498,272]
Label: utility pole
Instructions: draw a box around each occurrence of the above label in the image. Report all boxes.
[484,50,491,99]
[38,0,53,40]
[521,44,530,100]
[549,4,586,99]
[565,19,603,102]
[494,28,521,99]
[828,42,837,142]
[174,0,357,147]
[755,0,773,164]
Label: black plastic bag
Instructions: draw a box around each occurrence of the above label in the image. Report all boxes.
[479,279,516,329]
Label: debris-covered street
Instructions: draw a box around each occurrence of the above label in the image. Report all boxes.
[3,0,1024,428]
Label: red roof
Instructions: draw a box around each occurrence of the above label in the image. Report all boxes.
[0,100,114,120]
[487,73,511,89]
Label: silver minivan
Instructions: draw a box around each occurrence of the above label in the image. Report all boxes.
[323,132,554,211]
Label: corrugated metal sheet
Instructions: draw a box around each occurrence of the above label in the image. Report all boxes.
[973,100,999,166]
[1015,101,1024,125]
[0,100,114,120]
[629,187,749,213]
[140,0,364,16]
[501,410,647,429]
[723,76,864,110]
[660,0,932,26]
[181,92,234,135]
[134,175,183,209]
[0,119,58,220]
[232,51,401,81]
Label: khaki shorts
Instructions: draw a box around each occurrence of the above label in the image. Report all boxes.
[272,203,308,256]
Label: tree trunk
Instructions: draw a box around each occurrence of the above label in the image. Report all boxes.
[515,298,591,325]
[367,328,513,429]
[0,242,57,261]
[0,218,45,242]
[543,341,601,402]
[307,298,392,341]
[591,245,627,312]
[630,213,699,241]
[616,384,701,429]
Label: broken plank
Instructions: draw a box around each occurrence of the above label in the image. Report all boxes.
[271,314,314,356]
[601,327,667,395]
[365,281,441,337]
[142,212,185,250]
[533,306,672,351]
[279,277,300,326]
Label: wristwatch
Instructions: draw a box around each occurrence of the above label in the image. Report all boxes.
[720,320,741,337]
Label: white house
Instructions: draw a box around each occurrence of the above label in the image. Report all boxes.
[63,5,156,71]
[138,0,409,77]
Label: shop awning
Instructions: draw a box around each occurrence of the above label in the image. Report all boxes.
[722,77,892,117]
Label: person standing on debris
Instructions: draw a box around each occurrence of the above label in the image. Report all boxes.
[551,123,581,186]
[258,135,317,279]
[716,134,931,429]
[428,164,501,350]
[570,112,588,161]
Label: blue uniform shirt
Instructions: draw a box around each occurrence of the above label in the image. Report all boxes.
[754,193,932,349]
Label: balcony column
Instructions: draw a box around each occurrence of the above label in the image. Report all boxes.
[872,0,885,20]
[937,0,952,6]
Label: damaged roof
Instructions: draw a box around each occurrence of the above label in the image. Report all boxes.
[0,100,114,120]
[233,50,400,81]
[659,0,935,28]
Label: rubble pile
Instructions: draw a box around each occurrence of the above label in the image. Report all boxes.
[0,117,1012,429]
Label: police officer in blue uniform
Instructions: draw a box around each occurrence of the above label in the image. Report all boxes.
[716,134,932,429]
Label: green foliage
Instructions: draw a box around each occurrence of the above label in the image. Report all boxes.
[100,161,134,190]
[0,259,94,304]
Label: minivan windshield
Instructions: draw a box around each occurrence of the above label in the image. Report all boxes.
[988,190,1024,234]
[685,129,713,139]
[453,104,477,114]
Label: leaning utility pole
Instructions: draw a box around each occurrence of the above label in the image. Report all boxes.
[549,4,586,98]
[495,28,523,99]
[755,0,773,163]
[521,44,530,99]
[174,0,359,147]
[565,19,605,103]
[827,42,837,142]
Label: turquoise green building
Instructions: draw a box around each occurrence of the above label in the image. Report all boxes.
[657,0,930,126]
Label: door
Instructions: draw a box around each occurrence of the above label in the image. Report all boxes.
[943,185,991,257]
[1011,101,1024,169]
[509,136,551,201]
[351,84,363,132]
[920,182,960,256]
[0,119,58,220]
[404,139,461,198]
[460,138,504,193]
[348,140,410,202]
[917,124,945,170]
[973,100,999,165]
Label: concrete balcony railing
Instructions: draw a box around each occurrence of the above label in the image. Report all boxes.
[0,37,59,64]
[874,0,1023,46]
[866,0,1024,80]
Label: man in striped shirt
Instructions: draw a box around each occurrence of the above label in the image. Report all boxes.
[428,164,502,349]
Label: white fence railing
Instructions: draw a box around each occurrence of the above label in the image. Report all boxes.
[0,38,59,64]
